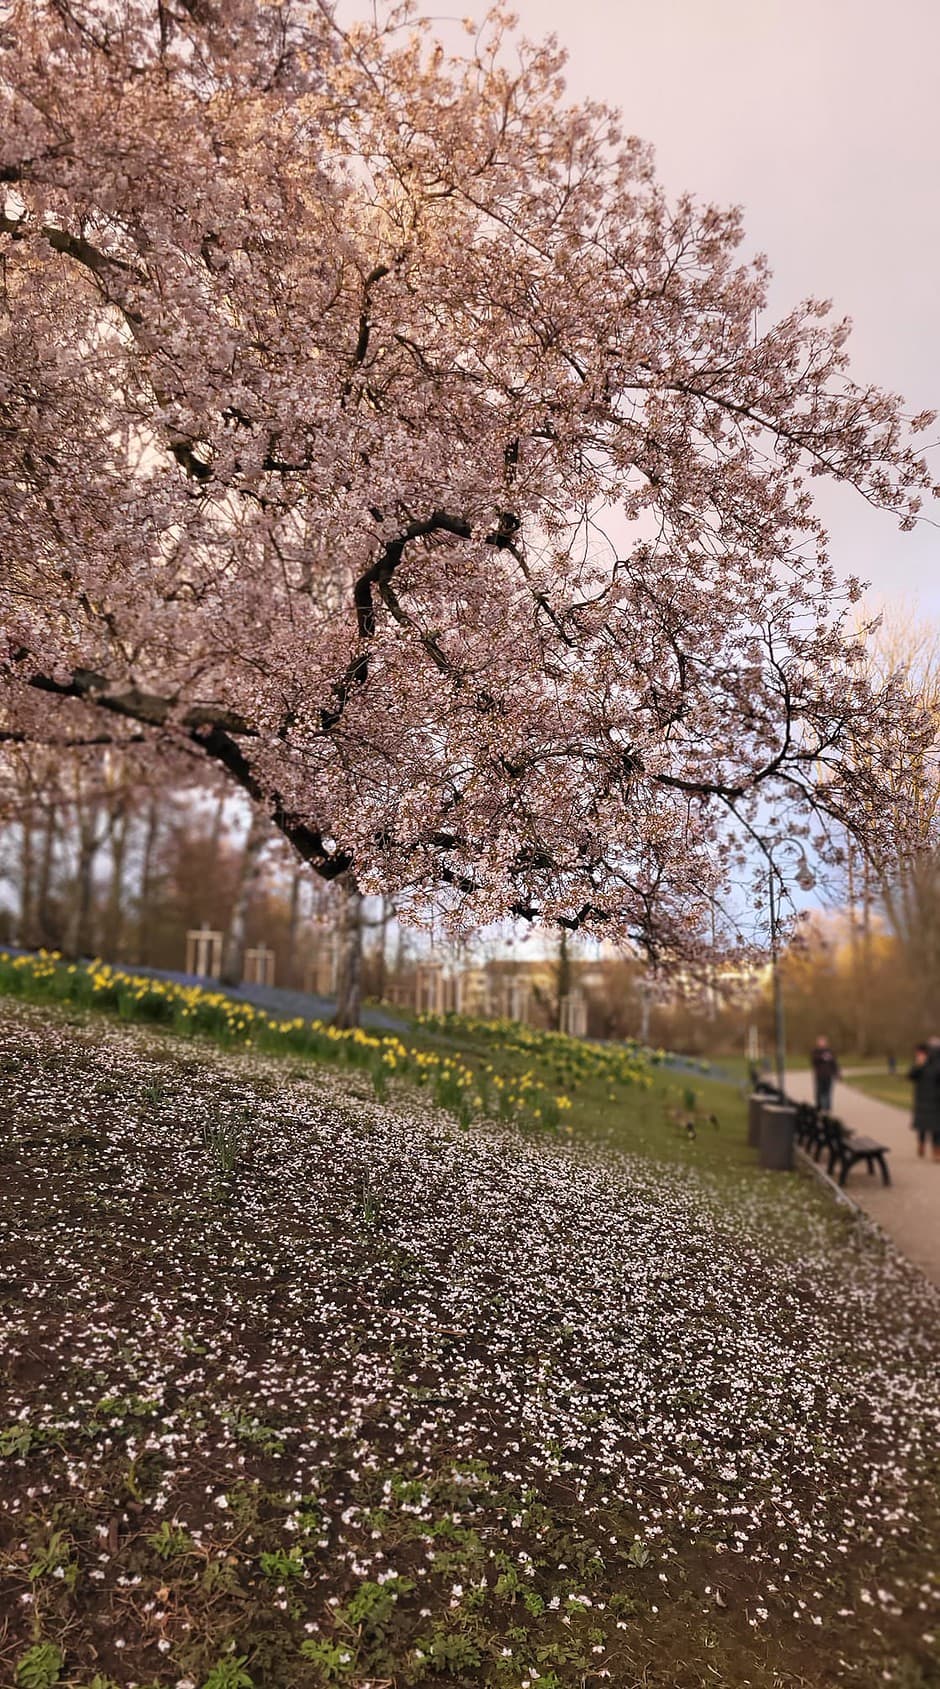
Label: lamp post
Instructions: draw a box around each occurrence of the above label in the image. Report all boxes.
[766,843,816,1097]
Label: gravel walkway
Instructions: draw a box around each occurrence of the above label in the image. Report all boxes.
[786,1070,940,1284]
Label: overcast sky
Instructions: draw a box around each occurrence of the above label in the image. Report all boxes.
[487,0,940,618]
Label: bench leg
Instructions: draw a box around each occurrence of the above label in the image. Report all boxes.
[838,1155,852,1187]
[878,1154,891,1187]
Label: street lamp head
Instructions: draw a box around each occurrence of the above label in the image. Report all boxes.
[795,861,816,892]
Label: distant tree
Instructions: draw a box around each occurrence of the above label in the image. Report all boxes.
[221,807,270,985]
[2,0,937,1026]
[555,928,573,1033]
[0,747,291,975]
[0,746,63,947]
[843,610,940,1027]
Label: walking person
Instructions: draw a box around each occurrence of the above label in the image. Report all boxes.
[908,1039,940,1161]
[811,1035,839,1113]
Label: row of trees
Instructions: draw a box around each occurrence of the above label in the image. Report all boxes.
[1,2,939,1024]
[0,748,315,982]
[0,744,612,1028]
[0,743,424,1010]
[768,917,924,1060]
[3,723,940,1053]
[770,615,940,1057]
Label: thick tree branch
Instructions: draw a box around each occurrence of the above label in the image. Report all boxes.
[26,667,251,735]
[320,511,474,730]
[20,665,351,880]
[0,728,148,747]
[320,508,522,732]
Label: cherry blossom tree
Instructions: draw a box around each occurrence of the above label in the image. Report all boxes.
[1,0,937,1023]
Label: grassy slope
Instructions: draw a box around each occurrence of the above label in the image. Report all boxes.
[0,997,939,1689]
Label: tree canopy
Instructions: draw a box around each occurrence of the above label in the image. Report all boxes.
[1,0,936,963]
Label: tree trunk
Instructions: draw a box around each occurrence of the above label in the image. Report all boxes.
[208,790,227,855]
[221,807,267,985]
[102,802,130,961]
[846,841,863,1052]
[18,813,35,949]
[374,895,393,1001]
[556,926,572,1031]
[333,870,363,1029]
[860,851,873,1055]
[285,863,303,989]
[64,800,101,959]
[393,917,408,999]
[35,802,57,948]
[136,797,161,964]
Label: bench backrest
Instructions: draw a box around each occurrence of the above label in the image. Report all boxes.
[821,1115,849,1147]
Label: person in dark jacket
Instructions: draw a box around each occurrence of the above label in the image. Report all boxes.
[811,1036,839,1112]
[908,1039,940,1160]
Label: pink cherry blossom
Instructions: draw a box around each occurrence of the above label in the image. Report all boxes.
[0,1,936,966]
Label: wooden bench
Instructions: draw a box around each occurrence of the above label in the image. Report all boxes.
[748,1086,891,1190]
[794,1101,826,1158]
[823,1116,891,1188]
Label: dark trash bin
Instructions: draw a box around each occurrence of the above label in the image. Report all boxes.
[747,1092,765,1148]
[759,1103,796,1171]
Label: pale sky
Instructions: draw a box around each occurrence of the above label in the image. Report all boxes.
[496,0,940,616]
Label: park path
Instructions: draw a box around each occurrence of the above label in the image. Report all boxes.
[785,1070,940,1285]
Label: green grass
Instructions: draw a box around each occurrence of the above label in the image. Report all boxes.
[843,1071,914,1111]
[0,949,741,1170]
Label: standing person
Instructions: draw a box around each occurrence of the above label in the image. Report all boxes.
[811,1035,839,1113]
[909,1039,940,1161]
